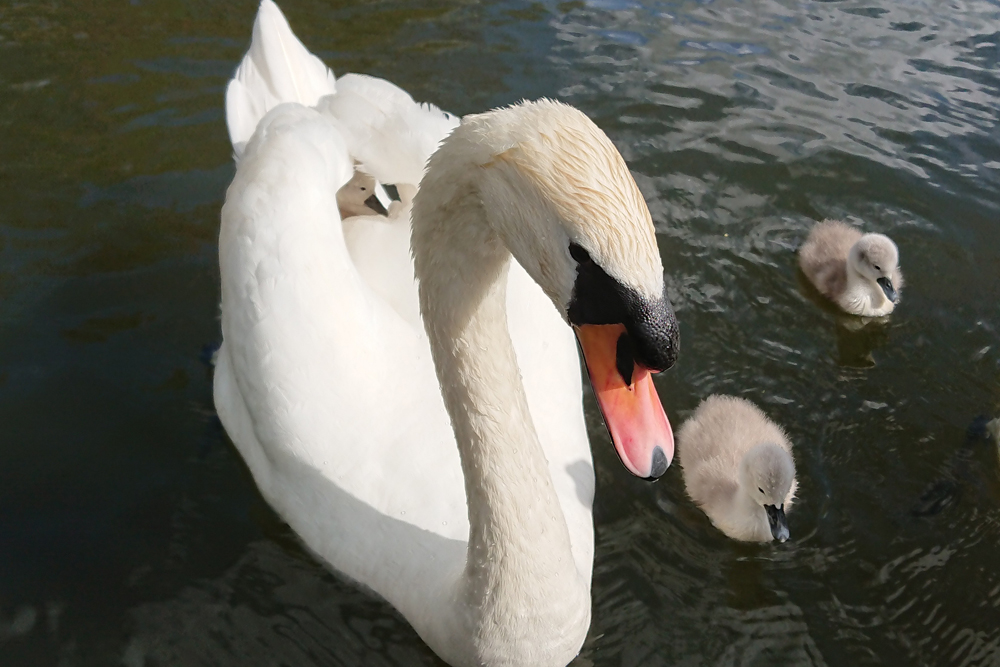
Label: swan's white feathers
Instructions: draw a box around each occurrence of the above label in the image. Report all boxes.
[341,206,423,325]
[216,4,615,665]
[218,102,594,660]
[318,73,460,189]
[226,0,337,156]
[220,102,469,537]
[225,0,458,187]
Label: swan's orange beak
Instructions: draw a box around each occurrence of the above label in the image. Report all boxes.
[575,324,673,480]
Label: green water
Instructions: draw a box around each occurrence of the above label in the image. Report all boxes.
[1,0,998,665]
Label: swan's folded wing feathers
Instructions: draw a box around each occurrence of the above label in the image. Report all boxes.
[226,0,338,154]
[226,78,270,158]
[221,105,417,465]
[318,73,459,187]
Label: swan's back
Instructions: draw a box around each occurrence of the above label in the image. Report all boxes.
[677,395,795,516]
[798,219,861,300]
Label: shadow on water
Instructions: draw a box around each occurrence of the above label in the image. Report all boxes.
[794,268,893,369]
[1,0,999,665]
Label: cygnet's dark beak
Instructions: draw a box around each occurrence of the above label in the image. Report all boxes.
[877,277,897,303]
[764,504,789,542]
[364,193,389,216]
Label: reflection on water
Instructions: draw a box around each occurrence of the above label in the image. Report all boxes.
[833,319,888,369]
[1,0,999,665]
[124,540,442,667]
[795,269,893,368]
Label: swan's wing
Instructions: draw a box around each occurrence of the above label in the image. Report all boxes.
[225,0,337,157]
[220,105,373,437]
[342,208,422,326]
[317,74,460,325]
[218,99,467,527]
[318,73,460,189]
[215,105,468,626]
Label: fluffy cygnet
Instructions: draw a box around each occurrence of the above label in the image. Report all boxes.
[336,170,389,219]
[799,219,903,317]
[677,395,797,542]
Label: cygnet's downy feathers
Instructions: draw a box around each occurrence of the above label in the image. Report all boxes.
[335,170,389,220]
[799,219,903,317]
[677,395,797,542]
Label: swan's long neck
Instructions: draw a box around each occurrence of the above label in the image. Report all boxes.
[412,146,589,664]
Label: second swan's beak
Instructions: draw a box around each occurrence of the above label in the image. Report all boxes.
[877,277,897,303]
[575,324,673,480]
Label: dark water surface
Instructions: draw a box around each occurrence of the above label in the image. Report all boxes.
[2,0,999,665]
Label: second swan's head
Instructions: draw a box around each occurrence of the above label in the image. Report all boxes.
[416,99,679,479]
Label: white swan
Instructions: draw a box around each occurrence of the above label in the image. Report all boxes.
[213,3,679,666]
[798,219,903,317]
[676,395,797,542]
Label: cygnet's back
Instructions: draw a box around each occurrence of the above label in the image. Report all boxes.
[677,395,797,542]
[799,219,859,302]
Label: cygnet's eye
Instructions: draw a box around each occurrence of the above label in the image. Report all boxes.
[873,264,881,271]
[360,187,367,192]
[758,487,764,494]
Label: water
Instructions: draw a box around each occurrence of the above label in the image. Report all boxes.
[1,0,998,665]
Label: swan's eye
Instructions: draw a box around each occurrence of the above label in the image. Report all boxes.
[360,187,367,192]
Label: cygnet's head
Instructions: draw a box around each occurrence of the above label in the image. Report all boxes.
[740,442,796,542]
[335,170,389,219]
[848,233,900,303]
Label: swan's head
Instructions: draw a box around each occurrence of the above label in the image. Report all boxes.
[441,100,680,479]
[848,233,900,304]
[740,442,795,542]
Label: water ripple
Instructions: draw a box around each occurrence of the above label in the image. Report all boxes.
[552,0,1000,206]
